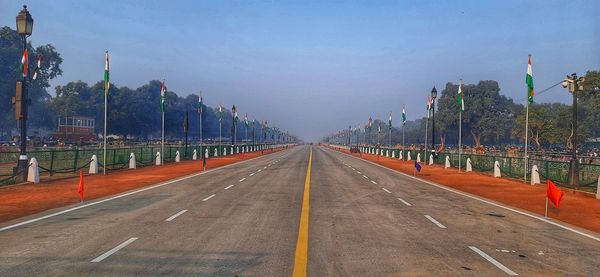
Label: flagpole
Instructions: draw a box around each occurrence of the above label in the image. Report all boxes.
[199,102,203,162]
[525,102,530,183]
[103,86,107,175]
[545,196,548,217]
[161,110,164,165]
[425,115,428,165]
[402,124,405,157]
[459,111,462,172]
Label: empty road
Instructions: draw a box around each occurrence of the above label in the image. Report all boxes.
[0,145,599,276]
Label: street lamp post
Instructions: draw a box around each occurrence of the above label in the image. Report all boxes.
[431,86,437,160]
[562,73,585,187]
[15,5,34,182]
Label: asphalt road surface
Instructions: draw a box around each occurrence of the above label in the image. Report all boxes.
[0,145,599,276]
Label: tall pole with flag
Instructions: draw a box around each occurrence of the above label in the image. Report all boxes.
[457,79,464,172]
[525,54,534,183]
[218,105,223,155]
[367,117,372,146]
[388,112,392,149]
[160,80,166,165]
[103,51,109,174]
[425,96,431,164]
[402,105,406,156]
[198,94,203,158]
[244,113,249,148]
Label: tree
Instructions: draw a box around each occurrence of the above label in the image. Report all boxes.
[0,26,62,137]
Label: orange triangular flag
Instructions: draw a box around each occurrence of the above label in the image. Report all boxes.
[547,179,564,208]
[78,170,84,202]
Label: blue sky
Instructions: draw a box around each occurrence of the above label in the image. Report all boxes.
[1,0,598,141]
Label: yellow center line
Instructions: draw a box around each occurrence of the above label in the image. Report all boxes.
[292,147,312,277]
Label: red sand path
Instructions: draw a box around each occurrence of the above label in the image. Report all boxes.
[330,146,600,234]
[0,147,286,223]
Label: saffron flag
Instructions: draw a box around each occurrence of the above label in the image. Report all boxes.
[547,179,564,208]
[78,170,85,202]
[20,49,28,77]
[526,55,535,104]
[32,54,42,80]
[104,51,110,96]
[160,80,166,112]
[457,80,464,112]
[415,160,422,172]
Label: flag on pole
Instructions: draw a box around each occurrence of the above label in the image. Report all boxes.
[198,95,203,114]
[160,80,166,112]
[427,96,432,118]
[526,55,535,104]
[378,122,381,133]
[547,179,564,208]
[20,49,28,77]
[415,160,422,172]
[104,51,110,96]
[388,112,392,130]
[456,80,464,112]
[244,113,249,126]
[32,54,42,80]
[218,105,223,122]
[368,117,372,129]
[402,105,407,125]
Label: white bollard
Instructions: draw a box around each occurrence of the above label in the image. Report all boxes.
[392,151,395,158]
[193,149,197,160]
[466,158,472,172]
[230,147,233,155]
[407,152,412,161]
[242,147,245,153]
[156,152,162,165]
[89,155,98,174]
[223,148,227,156]
[429,154,434,165]
[531,165,540,185]
[417,153,421,163]
[27,157,39,184]
[494,161,501,177]
[445,156,451,168]
[399,151,403,160]
[175,151,181,162]
[129,153,136,169]
[205,149,209,159]
[596,176,600,199]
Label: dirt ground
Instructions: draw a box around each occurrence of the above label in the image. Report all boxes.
[0,147,285,223]
[332,146,600,234]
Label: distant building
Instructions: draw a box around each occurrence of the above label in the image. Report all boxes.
[50,116,96,142]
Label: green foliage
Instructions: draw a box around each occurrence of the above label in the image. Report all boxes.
[0,26,63,137]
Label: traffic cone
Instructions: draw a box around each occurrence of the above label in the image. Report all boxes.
[78,170,84,202]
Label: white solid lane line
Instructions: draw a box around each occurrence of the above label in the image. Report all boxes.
[382,188,392,194]
[224,185,234,190]
[239,178,246,182]
[424,215,447,229]
[91,237,138,263]
[165,210,188,222]
[202,194,216,201]
[398,198,412,206]
[469,246,518,276]
[371,180,377,184]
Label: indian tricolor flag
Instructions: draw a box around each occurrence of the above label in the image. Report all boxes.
[456,80,464,112]
[20,49,28,77]
[427,96,432,118]
[526,55,534,104]
[104,51,110,96]
[32,54,42,80]
[198,95,203,114]
[160,80,166,112]
[388,112,392,129]
[402,105,406,125]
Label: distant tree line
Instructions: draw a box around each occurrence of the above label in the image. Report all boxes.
[0,26,291,142]
[324,72,600,150]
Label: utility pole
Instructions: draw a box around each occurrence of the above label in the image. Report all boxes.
[562,73,585,187]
